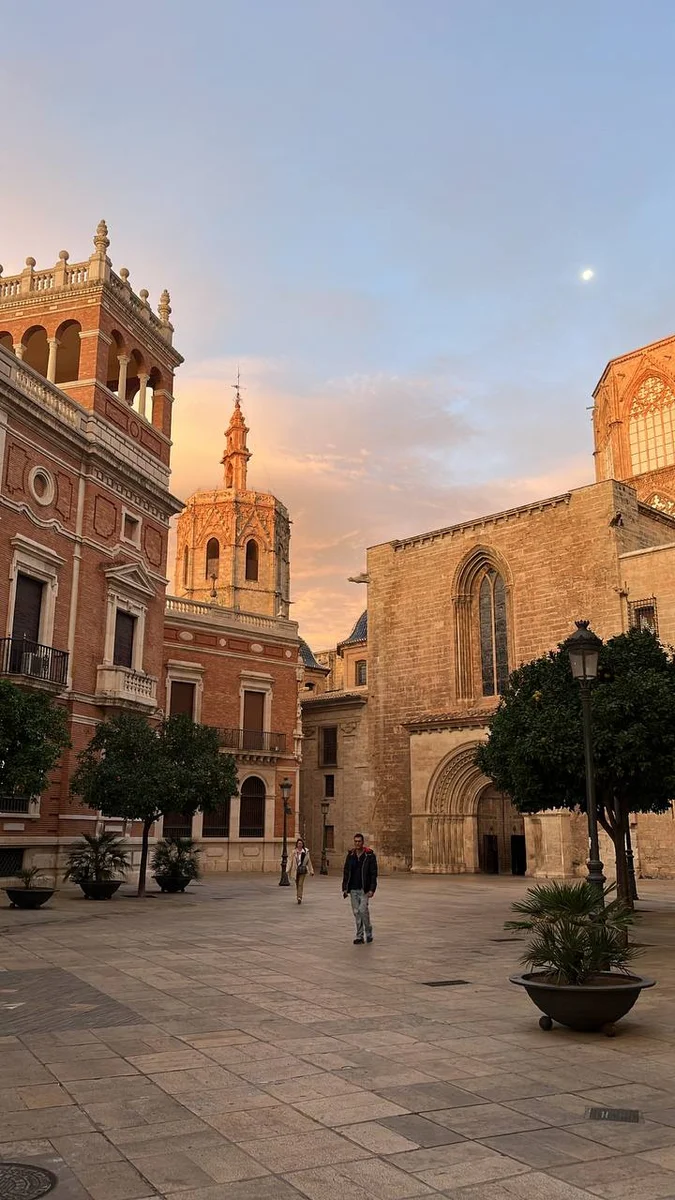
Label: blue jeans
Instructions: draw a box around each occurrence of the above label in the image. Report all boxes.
[350,889,372,939]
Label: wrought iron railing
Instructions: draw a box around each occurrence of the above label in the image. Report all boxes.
[0,638,68,686]
[0,795,34,814]
[218,728,287,754]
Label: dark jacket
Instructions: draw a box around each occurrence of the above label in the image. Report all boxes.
[342,847,378,895]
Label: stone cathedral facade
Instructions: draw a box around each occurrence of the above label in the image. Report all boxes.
[301,332,675,882]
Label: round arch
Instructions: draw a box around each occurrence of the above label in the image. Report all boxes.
[54,320,81,384]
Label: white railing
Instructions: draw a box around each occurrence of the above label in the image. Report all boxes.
[65,265,88,285]
[96,665,158,706]
[14,367,81,427]
[0,278,21,299]
[32,271,54,291]
[165,596,279,630]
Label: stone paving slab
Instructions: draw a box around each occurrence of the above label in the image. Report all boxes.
[1,874,675,1200]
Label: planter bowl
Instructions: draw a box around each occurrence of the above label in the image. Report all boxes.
[153,875,193,894]
[78,880,122,901]
[5,887,54,910]
[510,971,656,1035]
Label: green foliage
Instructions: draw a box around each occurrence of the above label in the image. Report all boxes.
[64,832,131,884]
[0,679,70,799]
[15,867,50,889]
[71,712,237,895]
[476,628,675,818]
[151,836,201,881]
[507,880,640,986]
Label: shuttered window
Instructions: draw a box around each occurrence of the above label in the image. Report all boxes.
[113,610,135,668]
[12,575,43,644]
[170,681,196,718]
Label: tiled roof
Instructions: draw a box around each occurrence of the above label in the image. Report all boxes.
[298,637,329,672]
[339,609,367,648]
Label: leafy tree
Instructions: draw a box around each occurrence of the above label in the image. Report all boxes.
[71,712,237,896]
[0,679,70,800]
[475,629,675,905]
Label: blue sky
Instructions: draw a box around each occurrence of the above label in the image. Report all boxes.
[3,1,675,643]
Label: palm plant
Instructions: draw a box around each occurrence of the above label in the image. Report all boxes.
[506,880,641,986]
[151,836,201,881]
[15,866,50,888]
[64,832,130,884]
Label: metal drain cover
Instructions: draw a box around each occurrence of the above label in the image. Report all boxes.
[0,1163,57,1200]
[422,979,470,987]
[587,1107,641,1123]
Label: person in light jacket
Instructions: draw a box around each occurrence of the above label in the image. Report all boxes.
[288,837,314,904]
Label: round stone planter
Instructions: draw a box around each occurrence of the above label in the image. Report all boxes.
[510,971,656,1035]
[78,880,122,901]
[5,887,54,910]
[153,875,192,893]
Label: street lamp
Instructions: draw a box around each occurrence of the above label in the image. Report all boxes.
[279,777,292,887]
[565,620,605,898]
[320,799,330,875]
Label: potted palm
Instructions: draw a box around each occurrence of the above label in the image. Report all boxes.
[508,880,655,1036]
[152,836,201,893]
[64,832,130,899]
[5,866,55,909]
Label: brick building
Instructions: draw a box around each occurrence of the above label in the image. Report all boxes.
[162,387,300,873]
[301,332,675,881]
[0,225,300,881]
[0,222,182,880]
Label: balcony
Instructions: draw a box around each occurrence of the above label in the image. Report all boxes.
[0,637,69,690]
[0,795,39,818]
[96,665,158,709]
[218,728,287,760]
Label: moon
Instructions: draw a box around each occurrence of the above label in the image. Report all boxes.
[580,268,595,282]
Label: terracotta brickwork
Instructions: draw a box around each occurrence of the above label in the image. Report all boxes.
[0,226,183,880]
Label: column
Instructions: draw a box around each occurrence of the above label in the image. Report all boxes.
[117,354,129,402]
[137,372,148,418]
[46,338,59,383]
[13,344,25,360]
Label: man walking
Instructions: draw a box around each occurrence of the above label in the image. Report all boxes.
[342,833,378,944]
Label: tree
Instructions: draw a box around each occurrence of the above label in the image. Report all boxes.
[475,628,675,905]
[0,679,70,800]
[71,712,238,896]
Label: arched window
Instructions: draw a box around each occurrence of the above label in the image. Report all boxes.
[22,326,49,376]
[225,463,234,489]
[54,320,81,384]
[239,776,266,838]
[629,376,675,475]
[479,569,509,697]
[182,546,189,587]
[205,537,219,580]
[0,332,14,355]
[126,350,144,410]
[245,539,259,582]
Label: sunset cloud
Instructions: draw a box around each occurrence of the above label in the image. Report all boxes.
[171,356,593,647]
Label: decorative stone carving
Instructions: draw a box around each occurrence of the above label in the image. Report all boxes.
[5,444,28,494]
[143,525,163,567]
[93,495,117,539]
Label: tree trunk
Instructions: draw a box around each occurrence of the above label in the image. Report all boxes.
[137,816,153,897]
[598,799,632,907]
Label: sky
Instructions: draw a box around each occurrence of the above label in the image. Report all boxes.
[3,1,675,645]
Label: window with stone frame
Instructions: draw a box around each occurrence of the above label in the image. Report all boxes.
[319,726,338,767]
[629,597,659,638]
[628,376,675,475]
[355,659,367,686]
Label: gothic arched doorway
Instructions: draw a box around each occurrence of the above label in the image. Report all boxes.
[477,786,526,875]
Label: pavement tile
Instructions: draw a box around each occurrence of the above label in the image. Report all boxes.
[126,1051,213,1073]
[70,1161,154,1200]
[379,1113,466,1147]
[52,1132,124,1167]
[164,1182,302,1200]
[293,1092,410,1127]
[238,1129,371,1172]
[564,1120,675,1153]
[232,1056,324,1085]
[441,1173,600,1198]
[179,1085,280,1118]
[427,1103,547,1138]
[0,1106,95,1139]
[265,1074,364,1103]
[416,1152,531,1189]
[552,1154,675,1198]
[455,1072,563,1102]
[374,1083,478,1112]
[336,1122,420,1154]
[47,1058,138,1082]
[196,1104,320,1142]
[285,1158,436,1198]
[18,1084,74,1109]
[480,1127,621,1168]
[126,1152,218,1192]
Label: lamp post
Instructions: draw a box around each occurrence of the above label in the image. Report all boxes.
[279,777,292,887]
[565,620,605,899]
[320,799,330,875]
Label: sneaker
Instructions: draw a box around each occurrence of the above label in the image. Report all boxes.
[353,937,364,944]
[366,935,373,943]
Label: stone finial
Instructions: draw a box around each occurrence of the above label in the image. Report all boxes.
[139,288,150,308]
[25,257,36,268]
[0,266,3,278]
[119,267,130,282]
[59,250,69,262]
[158,289,171,323]
[93,219,110,255]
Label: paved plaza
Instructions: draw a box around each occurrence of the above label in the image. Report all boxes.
[1,873,675,1200]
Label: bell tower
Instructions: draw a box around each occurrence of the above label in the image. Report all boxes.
[174,387,291,618]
